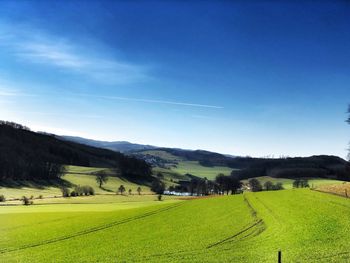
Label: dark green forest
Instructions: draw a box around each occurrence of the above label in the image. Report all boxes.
[0,121,151,181]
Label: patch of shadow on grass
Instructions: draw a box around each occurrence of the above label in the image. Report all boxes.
[0,178,73,189]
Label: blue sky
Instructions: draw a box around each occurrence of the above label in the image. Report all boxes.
[0,0,349,158]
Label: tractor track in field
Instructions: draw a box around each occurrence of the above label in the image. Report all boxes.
[206,195,266,249]
[206,219,264,248]
[0,202,183,255]
[134,195,266,262]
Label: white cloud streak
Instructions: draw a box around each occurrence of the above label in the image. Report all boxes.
[0,23,148,84]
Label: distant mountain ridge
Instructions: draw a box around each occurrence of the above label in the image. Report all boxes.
[60,136,157,153]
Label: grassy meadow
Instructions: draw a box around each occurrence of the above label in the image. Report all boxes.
[172,161,233,179]
[2,189,350,262]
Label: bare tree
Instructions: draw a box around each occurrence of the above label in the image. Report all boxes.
[96,170,109,188]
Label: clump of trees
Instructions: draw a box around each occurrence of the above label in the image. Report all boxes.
[215,174,242,195]
[0,194,5,202]
[293,179,309,188]
[248,178,263,192]
[263,181,284,191]
[247,179,284,192]
[61,185,95,197]
[166,174,243,196]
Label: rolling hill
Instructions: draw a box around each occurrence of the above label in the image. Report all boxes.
[63,135,350,182]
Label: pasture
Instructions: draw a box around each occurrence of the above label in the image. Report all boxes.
[172,161,233,179]
[2,189,350,262]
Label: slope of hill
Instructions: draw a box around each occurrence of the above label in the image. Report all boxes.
[0,121,151,181]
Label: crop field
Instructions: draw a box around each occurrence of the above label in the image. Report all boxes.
[171,161,233,179]
[316,182,350,197]
[2,189,350,262]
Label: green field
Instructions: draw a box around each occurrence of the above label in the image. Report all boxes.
[2,189,350,262]
[171,161,233,179]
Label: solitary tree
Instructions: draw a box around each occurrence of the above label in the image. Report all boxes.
[96,170,109,188]
[118,185,126,195]
[151,179,165,194]
[128,189,132,195]
[137,186,142,195]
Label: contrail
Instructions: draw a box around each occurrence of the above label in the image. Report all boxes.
[84,94,224,109]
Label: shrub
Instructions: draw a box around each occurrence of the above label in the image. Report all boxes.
[71,185,95,197]
[22,196,33,206]
[0,195,5,202]
[38,195,43,199]
[82,185,95,196]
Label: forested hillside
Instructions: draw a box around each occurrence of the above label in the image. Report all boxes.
[0,121,151,181]
[231,155,350,180]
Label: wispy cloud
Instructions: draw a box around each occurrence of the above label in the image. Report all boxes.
[0,23,149,84]
[78,94,224,109]
[0,82,37,97]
